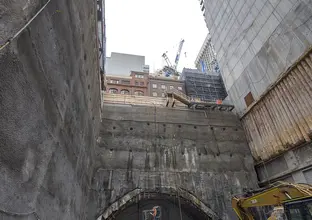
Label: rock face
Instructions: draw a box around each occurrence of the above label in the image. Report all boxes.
[92,104,258,220]
[0,0,101,219]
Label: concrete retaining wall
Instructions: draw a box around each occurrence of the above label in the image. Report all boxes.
[256,142,312,186]
[0,0,101,219]
[91,104,258,220]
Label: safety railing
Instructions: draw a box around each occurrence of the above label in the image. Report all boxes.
[102,92,185,107]
[165,88,191,104]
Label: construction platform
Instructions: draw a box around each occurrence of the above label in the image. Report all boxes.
[165,88,234,111]
[102,89,234,112]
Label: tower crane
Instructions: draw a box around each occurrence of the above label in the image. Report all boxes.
[161,39,185,77]
[161,52,173,68]
[174,39,185,70]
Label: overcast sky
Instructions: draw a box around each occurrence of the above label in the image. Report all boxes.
[105,0,208,72]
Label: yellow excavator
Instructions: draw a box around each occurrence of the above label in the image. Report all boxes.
[232,182,312,220]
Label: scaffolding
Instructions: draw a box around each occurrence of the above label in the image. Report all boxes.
[180,68,227,102]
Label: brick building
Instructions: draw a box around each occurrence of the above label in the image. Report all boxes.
[105,71,149,96]
[148,76,185,97]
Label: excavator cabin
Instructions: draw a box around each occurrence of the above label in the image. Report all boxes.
[284,197,312,219]
[232,182,312,220]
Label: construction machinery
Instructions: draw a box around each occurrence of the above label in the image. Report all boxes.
[161,39,185,77]
[232,182,312,220]
[174,39,185,70]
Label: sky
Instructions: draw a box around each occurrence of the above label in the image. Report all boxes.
[105,0,208,72]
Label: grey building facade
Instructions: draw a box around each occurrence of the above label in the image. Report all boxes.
[148,76,185,98]
[198,0,312,189]
[180,68,227,102]
[106,52,149,76]
[199,0,312,114]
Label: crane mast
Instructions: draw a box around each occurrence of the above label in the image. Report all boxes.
[174,39,185,70]
[162,53,172,67]
[161,39,185,77]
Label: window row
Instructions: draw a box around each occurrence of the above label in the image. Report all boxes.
[152,92,166,97]
[135,81,145,86]
[109,80,130,84]
[152,84,182,91]
[109,79,145,86]
[108,88,144,96]
[135,74,144,79]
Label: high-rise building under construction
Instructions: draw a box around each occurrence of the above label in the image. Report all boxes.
[180,68,227,102]
[195,33,220,74]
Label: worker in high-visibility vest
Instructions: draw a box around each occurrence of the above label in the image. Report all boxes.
[152,207,157,219]
[150,206,160,220]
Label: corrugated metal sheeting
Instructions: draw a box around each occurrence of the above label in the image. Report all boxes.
[242,50,312,162]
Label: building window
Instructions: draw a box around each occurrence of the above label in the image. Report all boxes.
[108,88,118,94]
[134,90,144,96]
[161,93,165,97]
[178,86,182,91]
[152,84,157,88]
[169,86,174,90]
[152,92,158,97]
[121,80,130,84]
[161,85,166,90]
[135,74,144,78]
[244,92,254,107]
[120,89,130,95]
[135,81,139,85]
[140,82,144,86]
[110,79,119,84]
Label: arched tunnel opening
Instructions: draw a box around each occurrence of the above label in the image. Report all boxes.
[97,190,220,220]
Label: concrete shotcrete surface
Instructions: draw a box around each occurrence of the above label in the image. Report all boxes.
[91,104,259,220]
[0,0,101,219]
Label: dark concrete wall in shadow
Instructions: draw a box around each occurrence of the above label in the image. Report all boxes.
[0,0,101,219]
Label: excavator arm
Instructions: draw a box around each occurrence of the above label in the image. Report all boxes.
[232,182,312,220]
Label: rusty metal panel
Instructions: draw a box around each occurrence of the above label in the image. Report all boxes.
[242,49,312,162]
